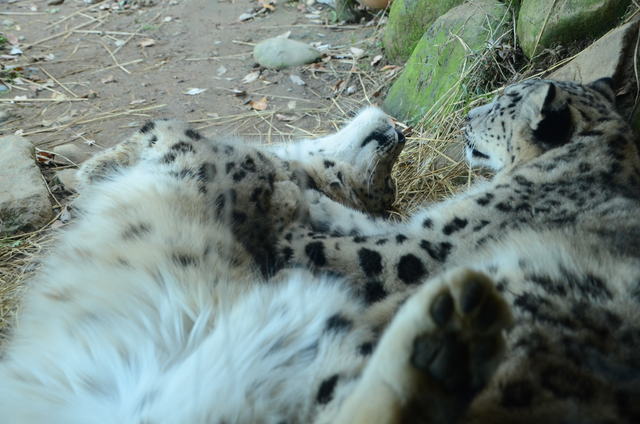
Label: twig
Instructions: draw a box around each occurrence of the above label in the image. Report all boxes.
[88,59,143,74]
[46,1,104,28]
[24,20,94,49]
[113,12,161,55]
[39,67,79,98]
[0,98,86,103]
[99,41,130,74]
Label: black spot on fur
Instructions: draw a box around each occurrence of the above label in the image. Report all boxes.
[323,160,335,168]
[473,220,490,232]
[161,152,176,163]
[364,280,387,303]
[197,162,217,182]
[170,141,195,154]
[305,242,327,267]
[500,380,534,408]
[442,217,468,235]
[140,121,155,133]
[232,170,247,182]
[360,130,385,147]
[397,254,426,285]
[476,193,494,206]
[241,157,257,172]
[225,162,235,174]
[358,248,383,277]
[419,240,452,262]
[375,238,388,245]
[172,253,199,267]
[122,222,151,240]
[325,314,353,333]
[422,217,433,229]
[358,342,374,356]
[539,366,594,401]
[280,246,293,262]
[353,236,368,243]
[232,211,247,224]
[148,135,158,146]
[316,375,339,404]
[184,129,202,140]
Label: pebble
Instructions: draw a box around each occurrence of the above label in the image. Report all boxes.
[253,37,322,69]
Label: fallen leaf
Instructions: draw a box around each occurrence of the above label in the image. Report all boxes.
[289,74,305,86]
[130,99,146,105]
[35,149,55,164]
[287,100,297,110]
[138,38,156,48]
[9,46,22,55]
[101,75,116,84]
[249,97,268,111]
[346,85,356,95]
[380,65,400,72]
[371,55,383,66]
[231,88,247,96]
[242,70,260,84]
[183,88,207,95]
[332,79,345,92]
[216,65,227,76]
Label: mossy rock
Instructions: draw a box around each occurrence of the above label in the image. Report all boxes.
[382,0,465,63]
[517,0,632,58]
[383,0,510,123]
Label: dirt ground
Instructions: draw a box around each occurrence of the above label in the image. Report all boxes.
[1,0,395,151]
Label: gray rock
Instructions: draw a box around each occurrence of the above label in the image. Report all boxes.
[253,38,322,69]
[549,19,640,128]
[55,169,79,192]
[0,136,53,234]
[383,0,509,123]
[517,0,632,58]
[52,143,93,166]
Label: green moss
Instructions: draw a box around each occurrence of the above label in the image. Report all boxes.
[383,0,510,123]
[517,0,632,57]
[382,0,465,63]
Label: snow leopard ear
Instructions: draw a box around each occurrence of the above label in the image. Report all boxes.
[525,82,574,148]
[588,77,616,103]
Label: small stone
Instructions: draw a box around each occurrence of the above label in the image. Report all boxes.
[253,37,322,69]
[55,169,79,192]
[52,143,93,165]
[0,109,11,123]
[0,136,53,234]
[47,0,64,5]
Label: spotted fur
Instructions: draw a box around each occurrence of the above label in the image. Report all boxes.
[0,108,419,423]
[280,78,640,422]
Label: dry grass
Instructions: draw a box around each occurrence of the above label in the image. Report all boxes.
[0,223,57,345]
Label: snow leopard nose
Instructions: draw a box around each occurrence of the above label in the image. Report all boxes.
[395,128,406,143]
